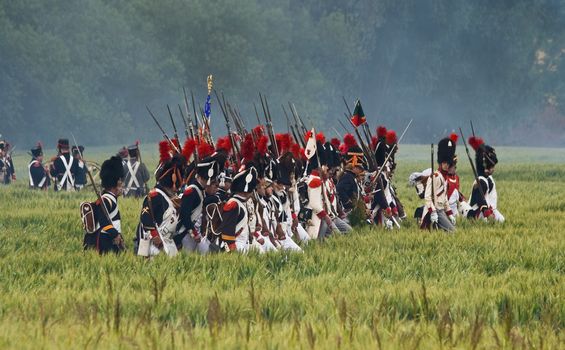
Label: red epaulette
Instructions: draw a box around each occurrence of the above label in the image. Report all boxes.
[149,190,159,198]
[184,187,193,196]
[308,177,322,188]
[224,200,238,211]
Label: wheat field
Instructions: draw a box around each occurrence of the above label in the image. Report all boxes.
[0,145,563,349]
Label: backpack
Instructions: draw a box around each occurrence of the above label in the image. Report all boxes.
[80,201,97,234]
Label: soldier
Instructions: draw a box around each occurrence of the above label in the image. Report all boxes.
[50,138,78,191]
[433,134,470,218]
[320,140,352,233]
[28,144,50,190]
[408,167,432,224]
[217,165,259,252]
[201,168,234,253]
[371,129,397,229]
[82,156,125,254]
[302,132,338,240]
[178,155,220,254]
[123,144,150,197]
[0,140,16,185]
[466,136,504,222]
[336,134,366,218]
[253,177,279,252]
[421,136,457,232]
[270,158,302,251]
[135,154,186,257]
[72,146,87,191]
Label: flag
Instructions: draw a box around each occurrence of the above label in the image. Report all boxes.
[304,128,317,160]
[204,74,213,119]
[204,95,211,119]
[351,100,366,127]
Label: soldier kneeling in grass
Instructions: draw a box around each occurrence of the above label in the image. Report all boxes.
[420,136,458,232]
[134,153,185,257]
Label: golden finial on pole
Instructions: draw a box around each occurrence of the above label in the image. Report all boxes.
[207,75,213,95]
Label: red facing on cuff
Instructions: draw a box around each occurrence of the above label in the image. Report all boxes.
[446,210,453,216]
[291,212,297,220]
[316,210,327,219]
[150,229,159,238]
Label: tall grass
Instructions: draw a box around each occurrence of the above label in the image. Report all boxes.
[0,146,563,348]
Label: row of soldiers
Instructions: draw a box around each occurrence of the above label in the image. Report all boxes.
[22,138,150,194]
[79,119,502,255]
[0,140,16,185]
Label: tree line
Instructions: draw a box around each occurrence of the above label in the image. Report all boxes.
[1,0,563,147]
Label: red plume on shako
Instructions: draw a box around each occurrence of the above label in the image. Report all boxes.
[343,133,357,152]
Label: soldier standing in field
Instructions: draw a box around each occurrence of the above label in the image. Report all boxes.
[50,138,79,191]
[0,140,16,185]
[123,144,150,197]
[28,143,50,190]
[72,145,87,191]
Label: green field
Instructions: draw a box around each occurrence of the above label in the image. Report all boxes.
[0,145,563,349]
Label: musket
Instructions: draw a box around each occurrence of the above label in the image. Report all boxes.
[269,99,281,157]
[259,93,279,158]
[430,143,437,230]
[290,103,308,133]
[145,105,180,153]
[190,91,199,131]
[71,133,125,250]
[459,127,487,206]
[214,89,240,159]
[183,87,198,145]
[253,103,262,127]
[166,104,179,141]
[178,104,199,162]
[178,104,191,141]
[285,104,305,147]
[228,103,248,142]
[281,105,296,144]
[332,127,342,139]
[338,120,350,134]
[368,119,413,189]
[470,120,476,137]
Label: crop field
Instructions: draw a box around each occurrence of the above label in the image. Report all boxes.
[0,145,563,349]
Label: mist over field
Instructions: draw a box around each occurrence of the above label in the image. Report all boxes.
[1,0,564,148]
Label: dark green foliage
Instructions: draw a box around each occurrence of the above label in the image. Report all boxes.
[1,0,564,147]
